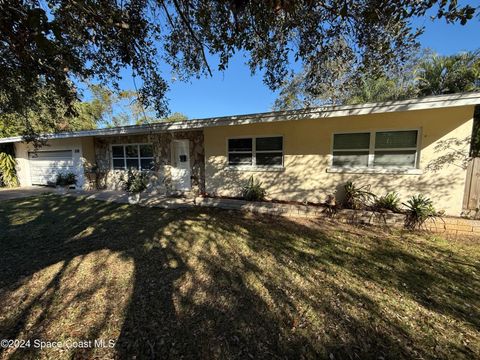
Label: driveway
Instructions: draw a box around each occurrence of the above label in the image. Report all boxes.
[0,186,55,201]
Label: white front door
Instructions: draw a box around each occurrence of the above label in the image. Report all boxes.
[171,140,191,191]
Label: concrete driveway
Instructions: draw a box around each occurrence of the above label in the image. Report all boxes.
[0,186,55,201]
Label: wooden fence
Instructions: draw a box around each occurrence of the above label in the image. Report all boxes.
[463,157,480,212]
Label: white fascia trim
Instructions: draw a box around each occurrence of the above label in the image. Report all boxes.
[1,92,479,144]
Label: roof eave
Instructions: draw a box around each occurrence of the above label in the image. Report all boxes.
[1,91,479,144]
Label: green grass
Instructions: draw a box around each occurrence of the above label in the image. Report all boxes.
[0,194,479,359]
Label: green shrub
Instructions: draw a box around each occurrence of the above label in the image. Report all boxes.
[56,172,77,187]
[241,176,266,201]
[122,170,147,194]
[403,194,437,229]
[372,192,401,212]
[343,181,375,209]
[0,152,19,188]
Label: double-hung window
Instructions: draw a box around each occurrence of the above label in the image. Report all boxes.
[228,136,283,167]
[228,138,253,166]
[332,130,419,169]
[373,131,418,168]
[332,133,370,167]
[112,144,155,171]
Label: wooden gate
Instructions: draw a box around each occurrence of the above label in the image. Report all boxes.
[463,158,480,211]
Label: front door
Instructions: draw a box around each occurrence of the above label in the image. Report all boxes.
[171,139,191,191]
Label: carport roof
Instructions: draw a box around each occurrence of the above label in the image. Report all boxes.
[1,91,480,144]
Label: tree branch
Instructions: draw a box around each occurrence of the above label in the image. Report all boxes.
[169,0,212,76]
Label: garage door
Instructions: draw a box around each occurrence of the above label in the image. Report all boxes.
[28,150,74,185]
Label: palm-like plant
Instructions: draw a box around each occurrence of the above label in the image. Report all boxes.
[403,194,437,230]
[343,181,376,210]
[347,76,414,105]
[417,51,480,96]
[0,152,19,188]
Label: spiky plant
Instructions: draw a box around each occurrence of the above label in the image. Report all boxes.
[0,152,19,188]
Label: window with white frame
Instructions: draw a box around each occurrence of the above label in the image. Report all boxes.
[332,130,419,168]
[228,136,283,167]
[112,144,155,170]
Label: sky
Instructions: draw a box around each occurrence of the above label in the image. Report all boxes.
[110,8,480,121]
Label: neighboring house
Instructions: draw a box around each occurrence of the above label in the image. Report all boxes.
[1,92,480,216]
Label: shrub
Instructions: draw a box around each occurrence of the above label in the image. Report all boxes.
[372,192,401,212]
[0,152,19,188]
[56,172,77,187]
[122,170,147,194]
[343,181,375,209]
[403,194,437,229]
[241,176,266,201]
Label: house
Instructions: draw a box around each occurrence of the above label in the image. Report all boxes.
[1,92,480,216]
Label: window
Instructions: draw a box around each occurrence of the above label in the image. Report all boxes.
[228,138,253,166]
[256,137,283,166]
[332,133,370,167]
[111,144,154,170]
[332,130,419,169]
[373,131,417,168]
[228,136,283,167]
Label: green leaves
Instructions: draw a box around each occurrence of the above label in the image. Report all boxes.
[0,0,478,139]
[403,194,437,230]
[372,192,401,212]
[122,170,147,194]
[417,50,480,96]
[343,181,376,210]
[242,176,267,201]
[0,152,19,188]
[55,172,77,187]
[275,49,480,109]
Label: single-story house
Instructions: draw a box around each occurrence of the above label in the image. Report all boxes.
[1,92,480,216]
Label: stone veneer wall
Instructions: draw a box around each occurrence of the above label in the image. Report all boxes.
[93,130,205,194]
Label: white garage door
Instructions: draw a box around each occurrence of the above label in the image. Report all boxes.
[28,150,74,186]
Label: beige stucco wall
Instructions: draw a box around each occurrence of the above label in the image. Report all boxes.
[14,137,95,188]
[204,106,475,216]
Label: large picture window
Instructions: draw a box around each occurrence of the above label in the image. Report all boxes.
[332,130,419,169]
[112,144,155,170]
[228,136,283,167]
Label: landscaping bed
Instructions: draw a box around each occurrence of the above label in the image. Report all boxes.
[196,196,479,237]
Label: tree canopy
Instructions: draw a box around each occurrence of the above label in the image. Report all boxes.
[1,0,477,138]
[0,84,189,138]
[274,50,480,109]
[0,85,98,139]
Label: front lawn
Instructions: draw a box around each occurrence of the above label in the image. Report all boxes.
[0,195,478,359]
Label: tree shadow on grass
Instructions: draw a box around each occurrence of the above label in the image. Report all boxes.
[0,195,479,359]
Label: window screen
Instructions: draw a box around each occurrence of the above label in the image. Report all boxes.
[256,137,283,166]
[227,137,283,167]
[332,133,370,167]
[228,138,253,166]
[332,130,419,169]
[373,131,418,168]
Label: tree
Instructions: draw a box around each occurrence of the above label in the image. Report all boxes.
[87,86,156,128]
[417,51,480,96]
[274,50,480,109]
[0,84,107,139]
[163,112,188,122]
[0,85,98,139]
[0,0,476,138]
